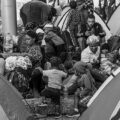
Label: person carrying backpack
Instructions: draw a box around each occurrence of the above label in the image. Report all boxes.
[43,23,65,58]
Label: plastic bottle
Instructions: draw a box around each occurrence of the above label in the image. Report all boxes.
[4,33,13,53]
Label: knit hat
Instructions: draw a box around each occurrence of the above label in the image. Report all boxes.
[73,61,87,75]
[87,35,99,46]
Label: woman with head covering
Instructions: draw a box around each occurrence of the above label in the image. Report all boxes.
[16,30,44,97]
[64,61,96,117]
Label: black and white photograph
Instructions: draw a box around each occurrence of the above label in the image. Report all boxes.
[0,0,120,119]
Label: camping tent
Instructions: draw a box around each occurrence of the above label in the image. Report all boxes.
[107,4,120,36]
[53,6,112,41]
[0,75,30,120]
[79,68,120,120]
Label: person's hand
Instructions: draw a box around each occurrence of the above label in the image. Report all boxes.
[77,33,83,37]
[93,59,99,64]
[85,31,91,36]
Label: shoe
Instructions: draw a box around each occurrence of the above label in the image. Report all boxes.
[47,113,61,118]
[54,113,62,119]
[66,110,80,118]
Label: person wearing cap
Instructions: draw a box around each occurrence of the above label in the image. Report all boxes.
[43,23,65,58]
[36,28,45,45]
[81,35,108,83]
[81,35,100,64]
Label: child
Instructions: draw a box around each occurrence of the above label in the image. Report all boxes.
[65,61,96,117]
[41,57,67,117]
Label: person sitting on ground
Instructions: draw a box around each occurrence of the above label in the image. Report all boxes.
[81,35,108,83]
[65,0,81,48]
[43,23,65,59]
[77,14,106,51]
[18,30,43,97]
[100,44,118,75]
[64,61,96,117]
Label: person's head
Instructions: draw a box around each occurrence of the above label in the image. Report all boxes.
[101,43,109,54]
[73,61,87,76]
[64,61,73,71]
[87,35,99,53]
[69,1,77,9]
[19,30,38,46]
[87,14,95,28]
[51,7,57,16]
[50,57,61,68]
[43,23,53,33]
[76,0,84,5]
[36,28,44,41]
[25,22,38,31]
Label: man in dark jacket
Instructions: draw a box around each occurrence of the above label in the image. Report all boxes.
[20,1,56,26]
[77,14,106,51]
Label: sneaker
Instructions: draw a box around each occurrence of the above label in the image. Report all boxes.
[66,110,80,118]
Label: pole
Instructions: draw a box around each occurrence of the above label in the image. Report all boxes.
[1,0,17,36]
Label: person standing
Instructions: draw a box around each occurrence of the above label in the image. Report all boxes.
[65,1,81,47]
[76,0,94,24]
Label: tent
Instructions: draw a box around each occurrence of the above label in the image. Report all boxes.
[0,75,30,120]
[79,68,120,120]
[53,6,112,41]
[107,3,120,36]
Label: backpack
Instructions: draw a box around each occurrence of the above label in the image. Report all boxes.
[52,26,62,38]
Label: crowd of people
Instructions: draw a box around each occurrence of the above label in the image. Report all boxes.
[0,0,120,118]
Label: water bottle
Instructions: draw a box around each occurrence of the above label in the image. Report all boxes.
[4,33,13,53]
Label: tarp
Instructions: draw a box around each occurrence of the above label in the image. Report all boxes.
[107,4,120,36]
[0,75,30,120]
[20,1,51,26]
[79,68,120,120]
[53,6,112,41]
